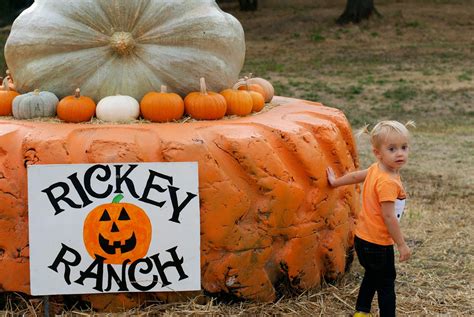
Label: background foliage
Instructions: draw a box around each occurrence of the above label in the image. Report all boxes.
[1,0,473,315]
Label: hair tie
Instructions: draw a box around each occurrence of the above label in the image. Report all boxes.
[355,124,370,138]
[405,120,416,129]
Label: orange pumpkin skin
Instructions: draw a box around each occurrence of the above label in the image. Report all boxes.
[247,74,274,103]
[249,90,265,112]
[237,82,266,98]
[185,78,227,120]
[234,80,265,113]
[0,84,20,116]
[57,88,96,123]
[83,194,152,264]
[141,85,184,122]
[220,88,253,116]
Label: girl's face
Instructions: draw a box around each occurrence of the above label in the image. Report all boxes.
[373,133,409,173]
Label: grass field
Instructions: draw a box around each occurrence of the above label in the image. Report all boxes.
[1,0,473,315]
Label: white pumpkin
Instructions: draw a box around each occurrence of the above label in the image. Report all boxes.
[96,95,140,122]
[5,0,246,101]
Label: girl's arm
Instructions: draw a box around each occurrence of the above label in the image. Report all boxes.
[326,167,368,188]
[381,201,411,262]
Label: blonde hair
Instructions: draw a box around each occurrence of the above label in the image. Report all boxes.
[357,120,415,148]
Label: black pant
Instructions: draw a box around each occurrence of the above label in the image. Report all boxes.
[355,236,396,317]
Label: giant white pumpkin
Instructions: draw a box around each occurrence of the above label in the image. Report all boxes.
[5,0,246,101]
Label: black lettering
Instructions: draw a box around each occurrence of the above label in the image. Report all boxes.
[150,246,188,287]
[84,165,113,199]
[74,254,105,292]
[42,181,82,215]
[67,172,93,208]
[48,243,81,285]
[104,260,130,292]
[128,258,158,291]
[139,170,173,207]
[114,164,140,199]
[168,186,197,223]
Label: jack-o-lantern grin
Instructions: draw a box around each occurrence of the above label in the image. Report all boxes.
[83,194,152,264]
[98,232,137,255]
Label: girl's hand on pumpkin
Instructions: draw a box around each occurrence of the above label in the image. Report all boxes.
[326,167,337,187]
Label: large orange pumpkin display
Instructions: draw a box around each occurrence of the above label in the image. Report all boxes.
[83,194,152,264]
[0,97,359,311]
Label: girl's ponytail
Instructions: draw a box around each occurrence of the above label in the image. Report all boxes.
[357,120,415,148]
[355,124,370,138]
[405,120,416,129]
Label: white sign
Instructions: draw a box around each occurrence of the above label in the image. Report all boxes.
[28,162,200,295]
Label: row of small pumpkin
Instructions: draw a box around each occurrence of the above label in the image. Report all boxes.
[0,74,274,123]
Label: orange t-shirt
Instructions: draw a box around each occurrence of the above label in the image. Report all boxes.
[355,163,406,246]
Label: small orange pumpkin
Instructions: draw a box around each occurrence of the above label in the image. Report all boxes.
[57,88,96,123]
[0,76,20,116]
[220,83,253,116]
[140,85,184,122]
[185,77,227,120]
[246,73,274,103]
[83,194,152,264]
[249,91,265,112]
[237,78,266,98]
[234,80,265,112]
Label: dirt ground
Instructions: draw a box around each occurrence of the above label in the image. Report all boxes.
[1,0,473,315]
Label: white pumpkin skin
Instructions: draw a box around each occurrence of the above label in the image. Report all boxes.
[5,0,246,101]
[96,95,140,122]
[12,90,58,119]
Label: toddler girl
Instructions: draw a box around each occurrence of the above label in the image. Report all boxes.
[327,120,414,317]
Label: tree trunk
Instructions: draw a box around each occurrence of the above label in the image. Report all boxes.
[0,0,34,27]
[336,0,381,25]
[239,0,258,11]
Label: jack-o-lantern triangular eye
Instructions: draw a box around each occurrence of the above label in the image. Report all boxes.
[118,207,130,221]
[100,209,111,221]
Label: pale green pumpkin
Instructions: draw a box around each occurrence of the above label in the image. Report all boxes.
[12,89,59,119]
[5,0,246,101]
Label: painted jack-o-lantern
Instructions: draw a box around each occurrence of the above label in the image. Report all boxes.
[83,194,152,264]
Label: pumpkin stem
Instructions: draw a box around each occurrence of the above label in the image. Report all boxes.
[33,89,40,95]
[232,80,246,90]
[75,88,81,98]
[110,32,136,56]
[244,76,250,90]
[161,85,167,93]
[199,77,208,95]
[112,194,124,204]
[248,73,253,79]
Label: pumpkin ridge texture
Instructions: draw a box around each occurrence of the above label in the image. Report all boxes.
[5,0,245,100]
